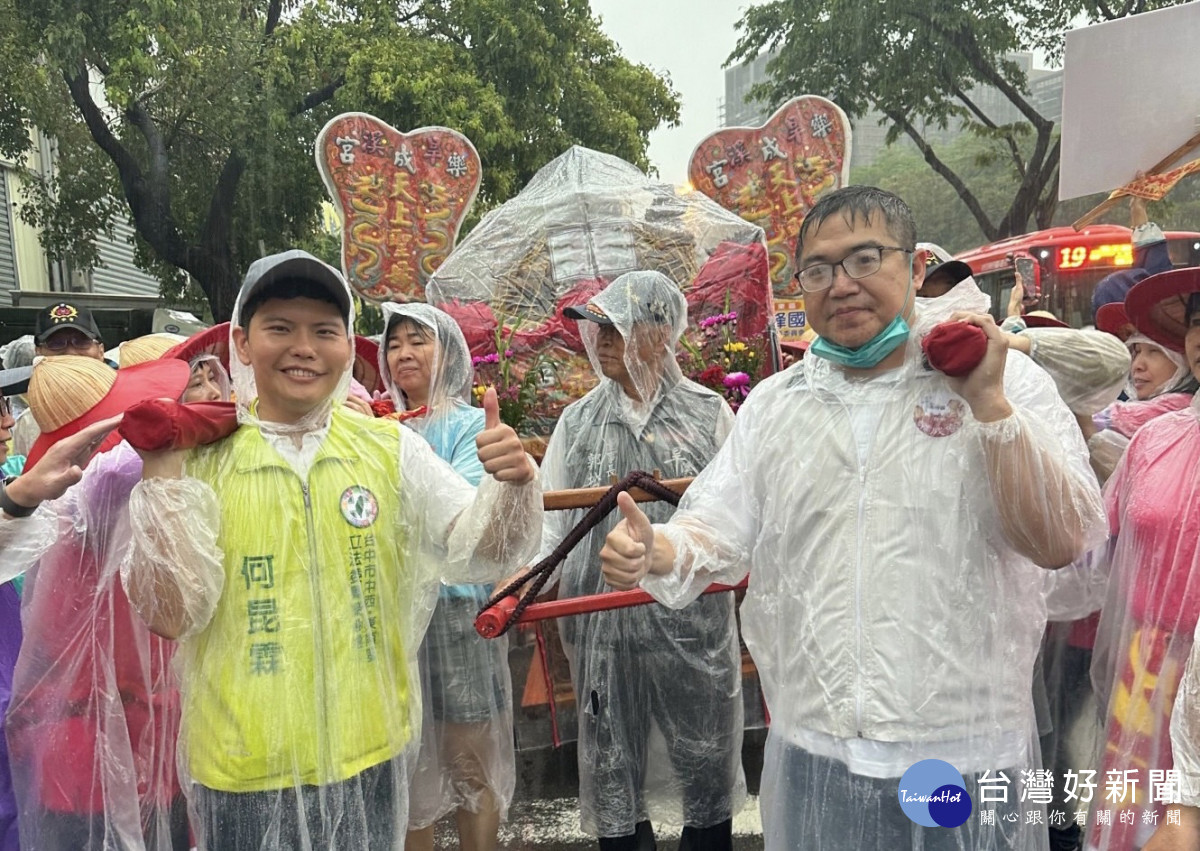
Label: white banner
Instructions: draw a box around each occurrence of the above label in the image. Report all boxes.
[1059,1,1200,200]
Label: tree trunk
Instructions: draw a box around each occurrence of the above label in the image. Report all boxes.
[183,245,241,323]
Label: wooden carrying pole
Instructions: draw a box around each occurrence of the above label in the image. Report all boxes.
[541,475,691,511]
[476,475,748,636]
[1073,129,1200,230]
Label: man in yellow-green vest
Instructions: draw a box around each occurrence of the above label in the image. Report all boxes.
[120,250,543,851]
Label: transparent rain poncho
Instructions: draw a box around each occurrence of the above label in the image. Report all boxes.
[0,351,230,850]
[377,302,516,832]
[2,442,187,851]
[534,270,745,840]
[639,282,1106,851]
[1088,333,1197,483]
[1168,619,1200,809]
[1017,328,1130,418]
[1088,392,1200,850]
[1012,324,1128,837]
[119,257,542,850]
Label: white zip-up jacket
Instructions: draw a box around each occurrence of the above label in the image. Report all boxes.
[642,288,1106,770]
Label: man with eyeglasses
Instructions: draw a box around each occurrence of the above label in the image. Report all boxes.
[11,303,113,458]
[33,302,108,361]
[600,186,1106,850]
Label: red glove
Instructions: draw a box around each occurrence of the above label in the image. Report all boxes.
[119,400,239,452]
[921,322,988,377]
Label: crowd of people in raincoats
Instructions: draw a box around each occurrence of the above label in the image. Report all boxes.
[0,184,1199,851]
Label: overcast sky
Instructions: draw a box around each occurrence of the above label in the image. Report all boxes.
[589,0,750,185]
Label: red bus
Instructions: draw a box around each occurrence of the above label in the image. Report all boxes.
[954,225,1200,327]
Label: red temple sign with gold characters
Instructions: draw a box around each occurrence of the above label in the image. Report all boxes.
[316,113,482,303]
[688,96,851,300]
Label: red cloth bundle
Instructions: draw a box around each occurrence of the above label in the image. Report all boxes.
[368,397,428,422]
[921,322,988,377]
[118,400,239,452]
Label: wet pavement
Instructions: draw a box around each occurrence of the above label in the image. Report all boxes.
[433,796,765,850]
[432,732,768,849]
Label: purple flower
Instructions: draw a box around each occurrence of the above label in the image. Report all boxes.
[723,371,751,398]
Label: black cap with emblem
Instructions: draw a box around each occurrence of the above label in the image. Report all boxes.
[34,302,103,346]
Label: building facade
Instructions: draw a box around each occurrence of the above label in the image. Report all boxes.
[0,127,163,309]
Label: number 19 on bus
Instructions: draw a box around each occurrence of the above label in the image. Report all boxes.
[1058,246,1088,269]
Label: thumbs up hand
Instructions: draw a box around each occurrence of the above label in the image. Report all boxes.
[600,492,657,590]
[475,386,536,485]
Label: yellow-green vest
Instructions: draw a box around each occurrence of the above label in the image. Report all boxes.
[183,410,414,792]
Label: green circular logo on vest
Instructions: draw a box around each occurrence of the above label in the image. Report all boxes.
[340,485,379,528]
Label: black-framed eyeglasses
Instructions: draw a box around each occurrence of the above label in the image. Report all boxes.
[0,397,10,419]
[41,334,99,353]
[793,246,912,293]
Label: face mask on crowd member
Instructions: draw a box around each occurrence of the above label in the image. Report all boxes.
[794,192,926,371]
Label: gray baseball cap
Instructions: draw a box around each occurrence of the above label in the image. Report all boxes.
[563,270,684,329]
[237,250,352,322]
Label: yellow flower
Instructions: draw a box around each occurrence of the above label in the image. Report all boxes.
[722,341,747,353]
[472,385,486,399]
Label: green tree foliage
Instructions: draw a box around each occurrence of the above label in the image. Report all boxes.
[731,0,1189,243]
[852,133,1200,254]
[0,0,679,320]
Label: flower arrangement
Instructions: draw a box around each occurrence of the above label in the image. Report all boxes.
[469,324,546,433]
[682,308,768,412]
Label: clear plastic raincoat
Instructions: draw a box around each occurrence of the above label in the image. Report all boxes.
[1088,333,1197,484]
[425,145,773,437]
[1014,326,1128,839]
[1088,391,1200,850]
[119,254,541,850]
[0,352,230,850]
[536,271,745,841]
[377,303,515,831]
[640,282,1106,851]
[1168,620,1200,810]
[3,442,187,850]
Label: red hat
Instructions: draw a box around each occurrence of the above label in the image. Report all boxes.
[1021,311,1069,329]
[353,336,384,394]
[1095,303,1136,341]
[163,323,231,372]
[24,356,191,470]
[1125,267,1200,353]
